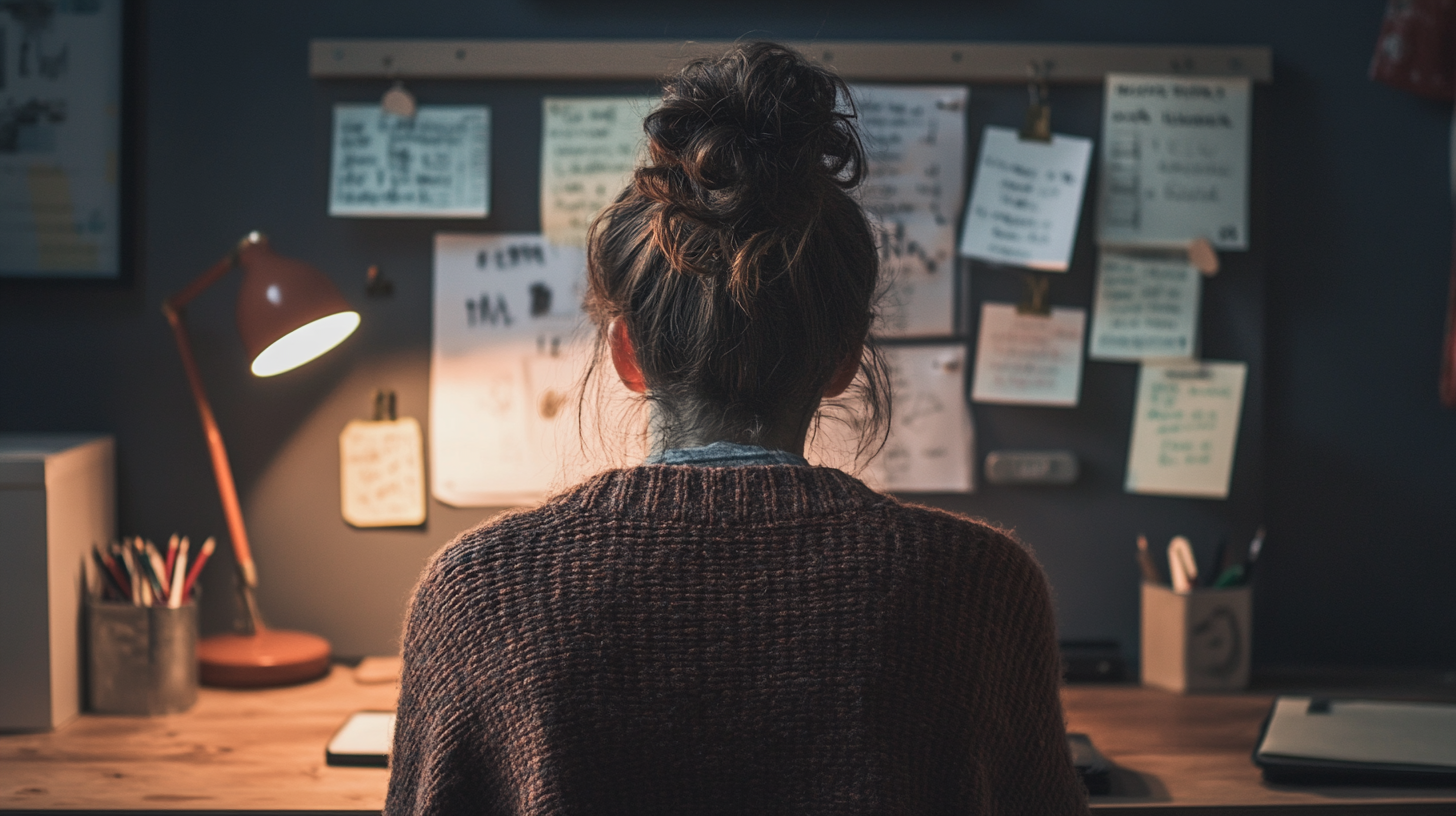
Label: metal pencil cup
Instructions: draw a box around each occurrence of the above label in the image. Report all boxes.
[87,600,198,715]
[1140,582,1252,694]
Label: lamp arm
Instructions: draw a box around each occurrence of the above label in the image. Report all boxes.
[162,251,262,603]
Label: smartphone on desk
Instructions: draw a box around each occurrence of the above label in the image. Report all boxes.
[327,710,396,767]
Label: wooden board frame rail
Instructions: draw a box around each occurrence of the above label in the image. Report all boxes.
[309,40,1272,83]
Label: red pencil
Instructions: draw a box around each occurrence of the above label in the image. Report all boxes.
[181,537,215,602]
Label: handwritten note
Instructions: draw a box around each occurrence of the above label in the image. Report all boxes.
[329,105,490,218]
[850,85,968,337]
[873,345,975,491]
[1098,75,1251,250]
[1089,252,1201,361]
[431,233,621,506]
[339,418,426,527]
[971,302,1087,407]
[959,126,1093,271]
[806,345,974,493]
[1125,360,1247,499]
[540,97,655,248]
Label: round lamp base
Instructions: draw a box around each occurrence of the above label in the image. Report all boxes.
[198,629,331,688]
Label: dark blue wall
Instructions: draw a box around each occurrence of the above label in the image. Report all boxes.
[2,0,1452,668]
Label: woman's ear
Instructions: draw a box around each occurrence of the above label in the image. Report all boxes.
[608,319,647,394]
[823,342,863,399]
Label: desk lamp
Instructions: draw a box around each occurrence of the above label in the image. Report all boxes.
[163,232,359,687]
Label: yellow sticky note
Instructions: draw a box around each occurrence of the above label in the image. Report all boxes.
[340,418,426,527]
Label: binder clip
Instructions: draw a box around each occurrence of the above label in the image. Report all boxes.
[365,264,394,298]
[1020,60,1053,143]
[381,79,416,118]
[373,389,398,422]
[1016,272,1052,316]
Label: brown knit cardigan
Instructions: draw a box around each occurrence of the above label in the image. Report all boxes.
[387,465,1090,815]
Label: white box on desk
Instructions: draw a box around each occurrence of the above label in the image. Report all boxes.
[1140,581,1252,694]
[0,435,115,731]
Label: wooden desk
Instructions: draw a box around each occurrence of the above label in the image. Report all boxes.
[3,669,1455,813]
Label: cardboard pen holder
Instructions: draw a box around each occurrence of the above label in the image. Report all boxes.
[1140,582,1252,693]
[87,600,198,715]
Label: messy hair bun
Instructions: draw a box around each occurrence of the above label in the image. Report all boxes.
[635,42,866,301]
[585,41,887,457]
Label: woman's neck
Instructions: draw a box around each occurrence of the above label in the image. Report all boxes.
[646,402,812,458]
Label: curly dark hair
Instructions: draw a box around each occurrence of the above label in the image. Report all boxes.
[584,41,890,459]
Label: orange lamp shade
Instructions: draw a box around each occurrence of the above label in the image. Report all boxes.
[235,238,359,377]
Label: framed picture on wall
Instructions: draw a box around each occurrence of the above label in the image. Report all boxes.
[0,0,134,281]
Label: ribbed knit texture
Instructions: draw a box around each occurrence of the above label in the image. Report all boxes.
[387,465,1090,815]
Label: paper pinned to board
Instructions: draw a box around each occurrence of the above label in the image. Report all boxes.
[849,84,968,338]
[329,105,490,218]
[872,344,976,492]
[971,302,1087,407]
[340,418,426,527]
[430,232,628,507]
[959,125,1093,272]
[540,96,656,248]
[1125,359,1246,499]
[1098,74,1251,250]
[1088,252,1202,361]
[807,344,975,493]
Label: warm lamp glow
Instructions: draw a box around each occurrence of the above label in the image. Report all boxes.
[249,311,360,377]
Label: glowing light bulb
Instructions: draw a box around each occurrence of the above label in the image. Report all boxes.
[250,311,360,377]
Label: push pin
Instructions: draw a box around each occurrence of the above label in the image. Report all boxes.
[381,80,416,119]
[1188,237,1220,276]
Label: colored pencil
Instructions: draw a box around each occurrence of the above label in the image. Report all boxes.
[181,537,215,602]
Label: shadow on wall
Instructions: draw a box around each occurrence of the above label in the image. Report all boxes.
[1260,435,1456,669]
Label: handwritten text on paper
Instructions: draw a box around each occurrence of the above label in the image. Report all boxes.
[1098,75,1251,250]
[1089,252,1201,361]
[1125,360,1247,499]
[959,126,1093,272]
[971,303,1087,407]
[540,97,655,248]
[850,85,968,337]
[329,105,490,218]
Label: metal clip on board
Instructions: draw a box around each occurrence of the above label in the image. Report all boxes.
[1016,272,1052,316]
[1020,59,1053,142]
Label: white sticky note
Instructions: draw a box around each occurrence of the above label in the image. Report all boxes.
[340,418,426,527]
[329,105,490,218]
[971,303,1087,407]
[540,96,655,248]
[1098,75,1251,250]
[1089,252,1201,361]
[850,85,969,337]
[1125,360,1247,499]
[959,126,1094,272]
[430,233,628,507]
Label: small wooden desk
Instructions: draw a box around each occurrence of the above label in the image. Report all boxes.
[3,669,1455,814]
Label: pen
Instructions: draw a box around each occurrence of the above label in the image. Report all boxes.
[1136,534,1162,583]
[1241,525,1266,583]
[1208,534,1228,584]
